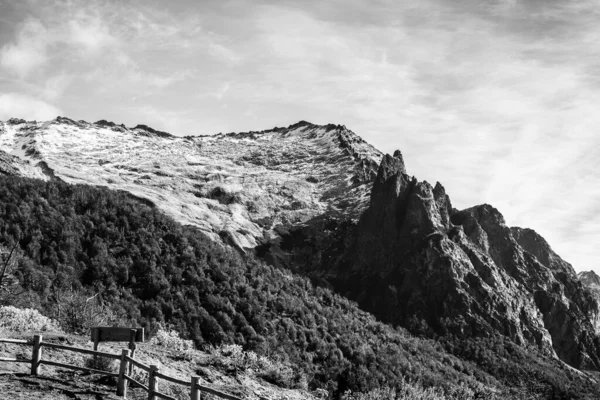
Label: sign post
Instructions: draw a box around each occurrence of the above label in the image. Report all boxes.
[90,327,145,350]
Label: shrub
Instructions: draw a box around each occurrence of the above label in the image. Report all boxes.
[0,306,60,332]
[85,355,117,373]
[149,327,195,360]
[208,343,269,370]
[257,363,297,388]
[207,344,304,389]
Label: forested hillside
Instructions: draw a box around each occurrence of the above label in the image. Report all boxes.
[0,176,596,399]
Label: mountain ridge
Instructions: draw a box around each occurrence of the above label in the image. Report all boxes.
[0,117,381,252]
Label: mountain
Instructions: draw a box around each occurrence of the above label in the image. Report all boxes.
[1,117,600,390]
[322,152,600,369]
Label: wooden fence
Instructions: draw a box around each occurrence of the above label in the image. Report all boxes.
[0,335,241,400]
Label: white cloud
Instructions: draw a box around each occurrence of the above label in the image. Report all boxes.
[0,92,61,120]
[67,10,118,55]
[199,82,231,100]
[0,17,50,77]
[208,42,242,65]
[41,73,72,100]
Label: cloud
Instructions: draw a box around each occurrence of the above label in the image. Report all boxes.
[199,82,231,101]
[0,92,61,120]
[208,41,242,66]
[66,9,118,55]
[0,17,50,77]
[41,73,72,100]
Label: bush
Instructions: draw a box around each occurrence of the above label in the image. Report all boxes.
[85,355,117,373]
[0,306,60,332]
[149,327,195,360]
[207,343,303,389]
[258,363,297,388]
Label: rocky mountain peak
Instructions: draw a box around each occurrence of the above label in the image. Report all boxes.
[375,150,407,183]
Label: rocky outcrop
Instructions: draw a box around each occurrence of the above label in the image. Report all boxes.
[579,270,600,302]
[324,151,600,370]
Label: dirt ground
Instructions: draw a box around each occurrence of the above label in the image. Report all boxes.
[0,370,120,399]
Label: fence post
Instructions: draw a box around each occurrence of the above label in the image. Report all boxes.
[148,365,159,400]
[92,328,100,351]
[128,329,136,376]
[31,335,42,376]
[190,376,200,400]
[117,349,130,397]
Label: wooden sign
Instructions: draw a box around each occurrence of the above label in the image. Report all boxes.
[91,327,144,351]
[91,327,145,343]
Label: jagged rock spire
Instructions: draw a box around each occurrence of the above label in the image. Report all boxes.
[375,150,406,185]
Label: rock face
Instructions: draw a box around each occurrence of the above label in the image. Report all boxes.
[2,117,600,371]
[326,151,600,370]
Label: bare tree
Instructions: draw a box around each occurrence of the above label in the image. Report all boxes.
[0,242,25,304]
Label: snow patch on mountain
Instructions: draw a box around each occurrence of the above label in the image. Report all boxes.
[0,118,382,250]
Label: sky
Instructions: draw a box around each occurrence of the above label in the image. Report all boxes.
[0,0,598,273]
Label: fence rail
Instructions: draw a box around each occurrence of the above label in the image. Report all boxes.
[41,359,120,377]
[43,341,122,359]
[0,334,241,400]
[0,338,30,345]
[0,356,30,363]
[156,371,190,387]
[124,374,150,391]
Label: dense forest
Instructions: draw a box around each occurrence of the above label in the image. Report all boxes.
[0,175,596,399]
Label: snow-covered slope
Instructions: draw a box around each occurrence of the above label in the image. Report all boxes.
[0,117,382,250]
